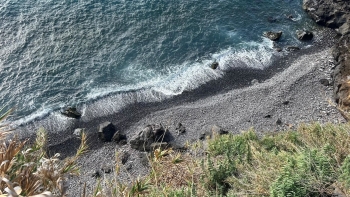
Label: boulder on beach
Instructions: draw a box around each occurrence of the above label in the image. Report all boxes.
[98,121,116,142]
[296,30,314,41]
[61,107,81,119]
[263,31,282,41]
[112,130,127,144]
[175,122,186,134]
[130,124,170,151]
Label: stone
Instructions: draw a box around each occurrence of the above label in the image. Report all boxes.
[263,31,282,41]
[112,131,127,143]
[130,124,170,151]
[199,131,212,140]
[251,79,259,85]
[276,118,282,125]
[61,107,81,119]
[282,101,290,105]
[320,79,330,86]
[175,123,186,134]
[211,125,228,135]
[150,142,169,150]
[264,114,272,118]
[139,153,149,166]
[98,122,116,142]
[286,46,300,51]
[73,128,84,136]
[126,164,132,171]
[211,61,219,69]
[101,168,112,174]
[92,170,101,178]
[296,30,314,40]
[118,139,127,146]
[120,152,130,165]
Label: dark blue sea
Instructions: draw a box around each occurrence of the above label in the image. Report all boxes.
[0,0,317,127]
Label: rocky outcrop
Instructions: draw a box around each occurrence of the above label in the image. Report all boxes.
[263,31,282,41]
[333,35,350,107]
[303,0,350,35]
[303,0,350,108]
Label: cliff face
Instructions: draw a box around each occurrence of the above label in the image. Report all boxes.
[303,0,350,108]
[303,0,350,35]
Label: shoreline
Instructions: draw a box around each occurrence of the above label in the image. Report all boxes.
[15,28,345,195]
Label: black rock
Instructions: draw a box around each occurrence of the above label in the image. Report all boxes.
[118,139,127,146]
[199,131,212,140]
[120,152,130,165]
[211,61,219,69]
[211,125,228,135]
[282,101,290,105]
[276,118,283,125]
[98,122,116,142]
[130,124,169,151]
[263,31,282,41]
[264,114,272,118]
[175,123,186,134]
[139,153,149,166]
[61,107,81,119]
[102,168,112,174]
[320,79,330,86]
[112,131,127,143]
[296,30,314,41]
[150,142,170,150]
[92,170,101,178]
[286,46,300,51]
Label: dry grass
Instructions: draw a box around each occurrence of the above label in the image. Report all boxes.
[85,123,350,197]
[0,108,88,197]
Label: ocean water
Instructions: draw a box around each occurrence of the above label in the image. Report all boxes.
[0,0,317,126]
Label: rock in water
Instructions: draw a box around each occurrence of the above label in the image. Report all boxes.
[61,107,81,119]
[263,31,282,41]
[98,122,116,142]
[296,30,314,41]
[286,46,300,52]
[211,61,219,69]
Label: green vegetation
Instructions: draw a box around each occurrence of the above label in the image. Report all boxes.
[90,123,350,197]
[3,106,350,196]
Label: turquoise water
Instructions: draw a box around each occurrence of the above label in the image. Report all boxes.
[0,0,316,125]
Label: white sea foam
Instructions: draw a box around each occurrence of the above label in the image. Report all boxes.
[14,39,276,128]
